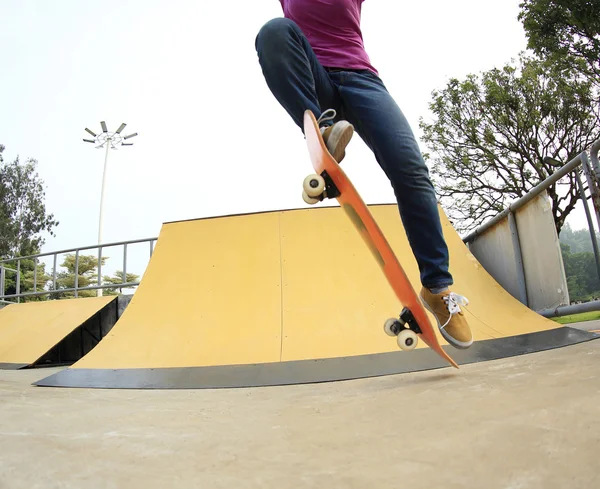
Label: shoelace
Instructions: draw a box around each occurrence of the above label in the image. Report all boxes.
[317,108,337,127]
[440,292,469,329]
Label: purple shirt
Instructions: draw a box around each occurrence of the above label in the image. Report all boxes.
[279,0,378,74]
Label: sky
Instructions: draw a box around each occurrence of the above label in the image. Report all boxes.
[0,0,595,281]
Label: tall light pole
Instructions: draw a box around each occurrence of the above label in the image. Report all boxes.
[83,121,138,296]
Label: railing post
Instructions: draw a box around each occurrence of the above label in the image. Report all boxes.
[123,243,128,284]
[74,251,79,298]
[52,254,57,291]
[0,266,5,300]
[581,152,600,237]
[16,260,20,303]
[589,140,600,177]
[97,246,103,297]
[575,171,600,282]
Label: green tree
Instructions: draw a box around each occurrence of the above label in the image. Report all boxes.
[0,144,59,258]
[519,0,600,81]
[559,222,600,253]
[50,253,139,298]
[562,242,586,300]
[419,54,600,234]
[102,270,140,295]
[0,144,58,301]
[561,242,600,301]
[53,254,106,298]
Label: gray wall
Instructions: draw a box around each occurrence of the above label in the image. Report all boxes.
[468,191,569,311]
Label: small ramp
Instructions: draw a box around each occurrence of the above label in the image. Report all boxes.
[33,205,599,389]
[0,296,117,369]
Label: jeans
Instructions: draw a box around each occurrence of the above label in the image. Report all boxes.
[255,18,453,289]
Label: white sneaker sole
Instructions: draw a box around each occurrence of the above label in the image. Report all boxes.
[326,122,354,162]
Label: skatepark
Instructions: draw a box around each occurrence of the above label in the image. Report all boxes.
[3,1,600,487]
[2,204,596,385]
[1,203,600,488]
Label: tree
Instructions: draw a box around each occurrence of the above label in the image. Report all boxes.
[102,270,140,295]
[51,253,139,298]
[0,144,59,259]
[519,0,600,81]
[419,54,600,234]
[560,242,600,301]
[53,254,106,298]
[559,222,600,253]
[0,144,58,301]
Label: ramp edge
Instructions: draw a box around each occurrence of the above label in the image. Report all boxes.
[33,327,598,389]
[0,363,29,370]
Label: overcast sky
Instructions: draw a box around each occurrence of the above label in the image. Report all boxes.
[0,0,594,278]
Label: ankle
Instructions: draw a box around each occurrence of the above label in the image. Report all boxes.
[429,286,449,295]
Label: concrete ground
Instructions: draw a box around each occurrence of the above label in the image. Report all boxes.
[1,340,599,489]
[571,319,600,332]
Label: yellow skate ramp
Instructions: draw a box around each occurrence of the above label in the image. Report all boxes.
[34,205,597,389]
[0,296,116,369]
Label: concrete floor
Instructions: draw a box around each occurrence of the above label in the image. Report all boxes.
[571,319,600,332]
[1,340,599,489]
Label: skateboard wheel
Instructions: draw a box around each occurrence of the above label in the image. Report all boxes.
[397,329,418,351]
[303,174,326,198]
[302,190,320,205]
[384,318,401,337]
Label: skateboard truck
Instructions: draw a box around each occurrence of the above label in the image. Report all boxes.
[302,171,340,204]
[384,308,422,351]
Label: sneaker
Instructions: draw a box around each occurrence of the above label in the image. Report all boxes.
[317,109,354,163]
[420,287,473,349]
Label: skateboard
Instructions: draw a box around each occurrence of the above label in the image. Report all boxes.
[301,109,459,369]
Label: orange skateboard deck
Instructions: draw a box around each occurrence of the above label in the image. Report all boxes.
[302,109,458,369]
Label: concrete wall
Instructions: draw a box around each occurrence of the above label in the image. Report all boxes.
[468,191,569,311]
[467,218,518,299]
[515,194,569,311]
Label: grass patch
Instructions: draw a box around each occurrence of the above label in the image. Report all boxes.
[551,311,600,325]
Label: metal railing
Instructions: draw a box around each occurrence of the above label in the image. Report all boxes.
[462,150,597,242]
[591,139,600,175]
[0,236,158,303]
[0,265,18,304]
[463,138,600,318]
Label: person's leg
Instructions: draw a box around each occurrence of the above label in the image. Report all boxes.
[255,18,353,161]
[331,70,473,348]
[332,70,451,288]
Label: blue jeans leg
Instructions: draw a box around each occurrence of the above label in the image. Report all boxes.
[255,18,341,129]
[255,19,452,289]
[331,70,453,289]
